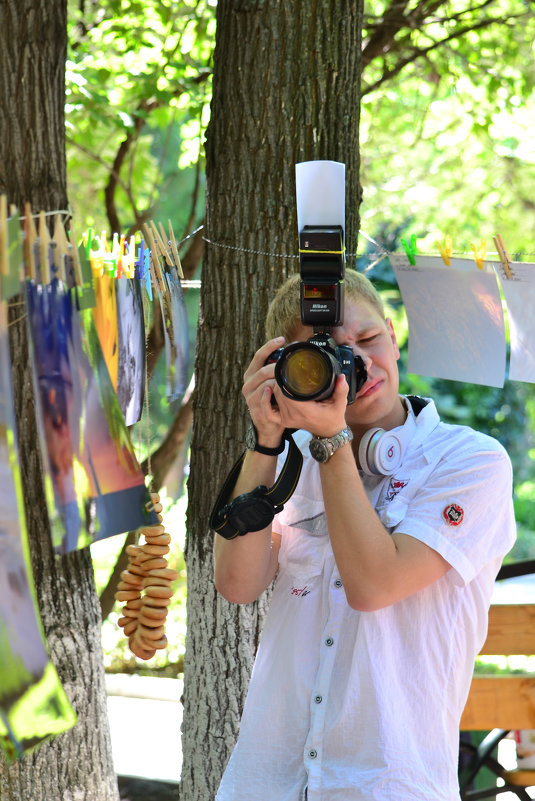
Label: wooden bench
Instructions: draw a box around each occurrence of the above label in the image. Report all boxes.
[460,603,535,797]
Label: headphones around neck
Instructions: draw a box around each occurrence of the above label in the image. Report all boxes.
[358,397,427,476]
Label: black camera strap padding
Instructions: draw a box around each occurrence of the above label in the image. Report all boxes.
[210,432,303,540]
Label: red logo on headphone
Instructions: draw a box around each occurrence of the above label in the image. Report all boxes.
[442,503,464,526]
[387,445,395,459]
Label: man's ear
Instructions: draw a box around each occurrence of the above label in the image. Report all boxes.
[386,318,400,360]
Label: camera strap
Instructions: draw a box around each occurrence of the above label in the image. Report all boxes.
[210,431,303,540]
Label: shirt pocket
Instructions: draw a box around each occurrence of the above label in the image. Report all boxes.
[277,496,329,580]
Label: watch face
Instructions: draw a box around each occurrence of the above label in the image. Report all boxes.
[309,438,329,463]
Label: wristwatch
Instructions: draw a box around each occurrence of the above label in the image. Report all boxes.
[309,427,354,463]
[245,421,286,456]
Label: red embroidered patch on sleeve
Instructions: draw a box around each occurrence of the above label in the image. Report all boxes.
[442,503,464,526]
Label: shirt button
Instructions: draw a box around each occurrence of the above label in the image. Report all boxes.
[314,695,322,704]
[334,578,343,588]
[325,637,334,647]
[309,749,318,759]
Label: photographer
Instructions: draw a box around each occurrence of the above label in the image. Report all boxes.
[213,269,516,801]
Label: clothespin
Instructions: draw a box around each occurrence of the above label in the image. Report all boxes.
[85,227,93,258]
[143,224,166,296]
[435,235,452,267]
[52,215,68,282]
[493,234,513,279]
[68,220,83,287]
[24,203,36,280]
[151,220,172,267]
[0,195,8,278]
[128,235,137,278]
[168,220,184,278]
[471,239,486,271]
[39,211,50,284]
[400,234,417,266]
[89,236,104,276]
[137,238,145,281]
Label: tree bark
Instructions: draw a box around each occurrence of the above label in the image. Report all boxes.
[0,2,118,799]
[181,2,362,799]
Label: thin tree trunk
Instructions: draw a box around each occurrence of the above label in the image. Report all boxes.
[0,2,118,798]
[181,2,362,798]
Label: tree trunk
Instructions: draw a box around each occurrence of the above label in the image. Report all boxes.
[181,2,362,798]
[0,2,118,799]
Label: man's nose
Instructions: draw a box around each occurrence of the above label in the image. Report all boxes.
[353,347,372,369]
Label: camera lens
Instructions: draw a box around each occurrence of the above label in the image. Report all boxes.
[275,342,338,401]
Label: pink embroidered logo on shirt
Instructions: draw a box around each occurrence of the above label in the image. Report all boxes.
[290,586,311,598]
[442,503,464,526]
[385,477,409,501]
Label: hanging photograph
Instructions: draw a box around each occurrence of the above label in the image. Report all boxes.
[115,276,145,425]
[26,277,158,553]
[25,278,81,550]
[0,301,76,760]
[92,272,119,391]
[160,267,188,401]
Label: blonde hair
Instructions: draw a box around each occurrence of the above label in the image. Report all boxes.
[265,268,385,340]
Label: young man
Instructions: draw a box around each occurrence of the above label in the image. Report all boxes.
[213,269,516,801]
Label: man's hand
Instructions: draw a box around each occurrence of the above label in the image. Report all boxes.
[242,337,287,449]
[272,373,349,438]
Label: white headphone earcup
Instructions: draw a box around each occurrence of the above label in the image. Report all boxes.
[359,428,405,476]
[358,428,385,476]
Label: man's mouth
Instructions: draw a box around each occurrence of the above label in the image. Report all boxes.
[357,378,381,399]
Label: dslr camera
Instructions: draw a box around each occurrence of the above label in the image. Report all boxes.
[268,225,367,404]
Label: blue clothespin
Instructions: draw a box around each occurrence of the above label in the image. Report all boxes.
[401,234,417,266]
[143,245,152,301]
[136,238,144,281]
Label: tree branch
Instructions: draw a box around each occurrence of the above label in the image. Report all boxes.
[362,13,523,95]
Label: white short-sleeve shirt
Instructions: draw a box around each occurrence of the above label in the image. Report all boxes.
[216,398,516,801]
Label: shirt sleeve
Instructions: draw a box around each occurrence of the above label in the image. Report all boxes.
[394,439,516,586]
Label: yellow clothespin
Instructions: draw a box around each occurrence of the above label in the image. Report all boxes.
[436,235,452,267]
[493,234,513,279]
[471,239,486,270]
[121,235,136,278]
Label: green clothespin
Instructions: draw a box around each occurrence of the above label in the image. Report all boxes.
[85,227,93,259]
[401,234,417,266]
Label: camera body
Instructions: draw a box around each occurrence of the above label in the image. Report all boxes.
[269,225,367,405]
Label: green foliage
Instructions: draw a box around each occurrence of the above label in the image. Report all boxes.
[66,0,215,233]
[361,0,535,251]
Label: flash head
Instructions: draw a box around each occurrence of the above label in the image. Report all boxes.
[299,225,345,328]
